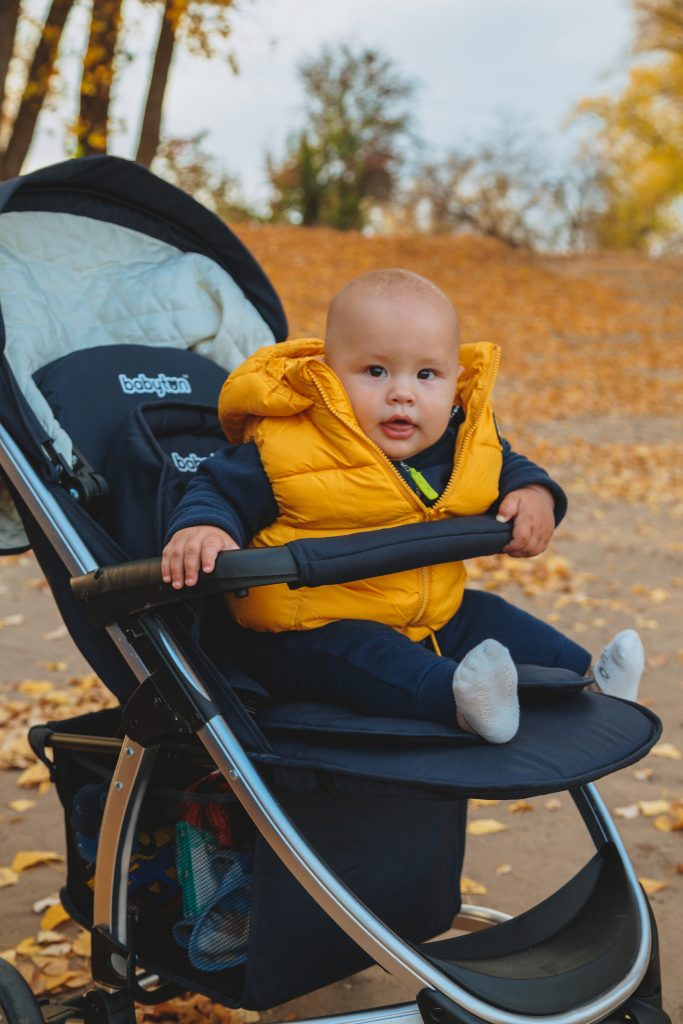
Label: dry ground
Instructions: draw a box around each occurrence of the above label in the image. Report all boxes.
[1,234,682,1022]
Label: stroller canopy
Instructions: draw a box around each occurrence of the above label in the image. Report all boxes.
[0,155,287,552]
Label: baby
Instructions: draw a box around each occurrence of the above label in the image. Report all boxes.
[162,268,644,742]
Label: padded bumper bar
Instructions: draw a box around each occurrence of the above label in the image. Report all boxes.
[71,515,512,626]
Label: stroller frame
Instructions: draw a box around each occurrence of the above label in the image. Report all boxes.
[0,402,666,1024]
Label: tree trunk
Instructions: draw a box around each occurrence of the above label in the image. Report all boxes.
[0,0,22,120]
[75,0,124,156]
[135,0,180,167]
[0,0,76,180]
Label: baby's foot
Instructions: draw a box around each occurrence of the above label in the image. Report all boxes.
[593,629,644,702]
[452,639,519,744]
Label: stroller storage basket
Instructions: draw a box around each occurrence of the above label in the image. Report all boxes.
[34,709,468,1009]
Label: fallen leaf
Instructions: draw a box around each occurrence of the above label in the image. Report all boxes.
[0,868,19,888]
[42,625,68,641]
[638,799,672,817]
[71,931,91,958]
[8,799,35,812]
[508,800,533,813]
[17,763,50,788]
[615,804,640,820]
[35,970,79,993]
[653,815,673,832]
[16,937,43,957]
[544,798,562,811]
[639,878,668,896]
[11,851,65,873]
[0,949,16,964]
[17,680,53,697]
[496,863,512,875]
[650,743,682,760]
[33,895,61,914]
[0,613,25,628]
[461,875,487,895]
[469,798,500,809]
[634,768,654,781]
[675,864,683,875]
[37,661,68,672]
[467,818,508,835]
[40,904,70,930]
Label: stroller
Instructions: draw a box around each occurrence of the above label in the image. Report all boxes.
[0,155,669,1024]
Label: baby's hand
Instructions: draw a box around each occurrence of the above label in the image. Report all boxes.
[496,485,555,558]
[161,526,239,589]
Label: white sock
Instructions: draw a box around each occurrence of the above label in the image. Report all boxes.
[594,629,644,702]
[452,639,519,744]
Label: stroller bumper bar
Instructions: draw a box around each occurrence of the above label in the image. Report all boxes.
[70,516,513,626]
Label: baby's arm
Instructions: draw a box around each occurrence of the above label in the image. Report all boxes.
[496,484,556,557]
[161,441,278,588]
[494,437,566,558]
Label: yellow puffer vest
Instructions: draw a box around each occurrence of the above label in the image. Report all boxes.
[219,338,502,640]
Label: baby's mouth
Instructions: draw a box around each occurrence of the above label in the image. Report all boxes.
[381,416,416,439]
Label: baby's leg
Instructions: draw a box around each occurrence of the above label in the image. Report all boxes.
[589,630,644,702]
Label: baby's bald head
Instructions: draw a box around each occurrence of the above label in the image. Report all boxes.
[325,269,459,359]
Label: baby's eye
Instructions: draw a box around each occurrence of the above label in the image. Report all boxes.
[417,368,437,380]
[365,365,387,378]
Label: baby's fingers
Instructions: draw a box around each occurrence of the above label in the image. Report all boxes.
[199,533,238,575]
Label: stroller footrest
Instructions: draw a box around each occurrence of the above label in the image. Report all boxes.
[417,843,640,1015]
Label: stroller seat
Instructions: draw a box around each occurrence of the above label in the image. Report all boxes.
[0,156,669,1024]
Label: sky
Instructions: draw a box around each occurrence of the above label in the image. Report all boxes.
[25,0,635,206]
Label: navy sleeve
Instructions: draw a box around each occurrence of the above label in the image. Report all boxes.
[165,441,278,548]
[493,437,568,526]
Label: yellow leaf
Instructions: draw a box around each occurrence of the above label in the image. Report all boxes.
[634,768,654,781]
[495,863,512,875]
[461,875,487,895]
[638,799,672,817]
[508,800,533,813]
[17,763,50,788]
[544,798,562,811]
[0,949,16,964]
[11,851,65,873]
[8,800,35,813]
[71,931,91,958]
[650,742,682,760]
[469,798,500,809]
[40,904,70,931]
[17,680,53,696]
[653,815,672,832]
[16,937,42,956]
[0,867,19,888]
[467,818,508,836]
[37,970,79,992]
[639,878,668,896]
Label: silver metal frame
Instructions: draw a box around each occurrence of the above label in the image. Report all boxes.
[0,422,654,1024]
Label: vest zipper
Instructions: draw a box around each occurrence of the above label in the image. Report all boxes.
[430,345,501,513]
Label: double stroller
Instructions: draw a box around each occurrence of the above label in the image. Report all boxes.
[0,156,669,1024]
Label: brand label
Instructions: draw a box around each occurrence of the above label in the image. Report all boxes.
[171,452,210,473]
[118,372,192,398]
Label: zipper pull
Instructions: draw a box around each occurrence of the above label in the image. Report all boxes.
[400,462,439,501]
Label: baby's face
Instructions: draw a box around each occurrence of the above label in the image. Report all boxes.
[325,290,460,461]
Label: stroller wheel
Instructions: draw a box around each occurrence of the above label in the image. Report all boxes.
[0,959,44,1024]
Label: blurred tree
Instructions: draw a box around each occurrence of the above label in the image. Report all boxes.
[0,0,78,180]
[0,1,22,116]
[407,123,584,250]
[74,0,124,156]
[135,0,240,168]
[0,0,244,179]
[577,0,683,249]
[152,131,258,221]
[267,44,414,230]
